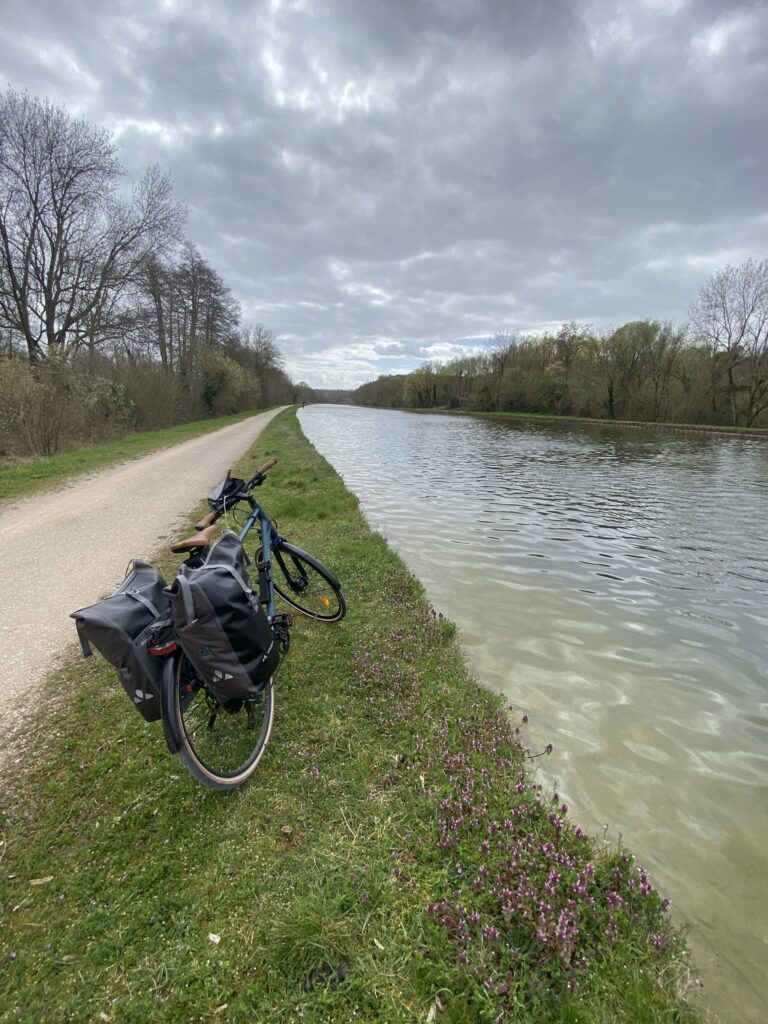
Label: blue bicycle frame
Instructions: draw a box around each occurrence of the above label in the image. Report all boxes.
[237,497,277,619]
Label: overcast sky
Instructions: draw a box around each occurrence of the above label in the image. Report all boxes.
[2,0,766,388]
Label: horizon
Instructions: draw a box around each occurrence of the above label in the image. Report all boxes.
[2,0,765,389]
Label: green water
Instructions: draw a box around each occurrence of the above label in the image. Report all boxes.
[301,405,768,1023]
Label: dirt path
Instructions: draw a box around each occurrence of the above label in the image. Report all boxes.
[0,408,285,745]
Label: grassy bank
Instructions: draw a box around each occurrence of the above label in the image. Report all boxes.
[0,410,271,503]
[0,409,699,1023]
[394,406,768,438]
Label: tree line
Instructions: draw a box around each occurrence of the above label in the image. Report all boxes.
[353,261,768,429]
[0,88,295,459]
[4,87,766,460]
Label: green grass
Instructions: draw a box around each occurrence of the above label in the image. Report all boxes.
[0,409,701,1023]
[0,410,273,503]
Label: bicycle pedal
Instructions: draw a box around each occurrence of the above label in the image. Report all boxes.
[271,613,292,653]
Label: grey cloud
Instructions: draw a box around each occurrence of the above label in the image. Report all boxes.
[1,0,766,388]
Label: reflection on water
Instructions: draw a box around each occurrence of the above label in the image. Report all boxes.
[300,405,768,1023]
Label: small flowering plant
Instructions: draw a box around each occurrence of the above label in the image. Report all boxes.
[355,608,686,1015]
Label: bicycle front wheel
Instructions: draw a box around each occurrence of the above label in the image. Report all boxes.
[267,541,346,622]
[162,654,275,790]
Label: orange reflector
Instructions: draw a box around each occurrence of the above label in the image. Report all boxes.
[322,596,331,606]
[149,640,179,656]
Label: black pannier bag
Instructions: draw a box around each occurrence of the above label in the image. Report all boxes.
[70,560,170,722]
[165,530,279,704]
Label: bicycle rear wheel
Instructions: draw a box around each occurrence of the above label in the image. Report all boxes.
[266,541,346,622]
[162,654,275,790]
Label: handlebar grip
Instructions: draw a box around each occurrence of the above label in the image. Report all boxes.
[257,457,277,475]
[195,511,217,529]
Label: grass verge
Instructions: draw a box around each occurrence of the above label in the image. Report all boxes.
[0,410,272,503]
[0,409,700,1023]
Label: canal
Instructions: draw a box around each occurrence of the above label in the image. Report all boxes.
[299,405,768,1023]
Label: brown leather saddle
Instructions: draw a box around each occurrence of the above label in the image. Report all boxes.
[169,524,217,554]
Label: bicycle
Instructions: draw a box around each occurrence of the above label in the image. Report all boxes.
[155,457,346,790]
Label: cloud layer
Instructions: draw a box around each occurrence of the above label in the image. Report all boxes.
[2,0,766,386]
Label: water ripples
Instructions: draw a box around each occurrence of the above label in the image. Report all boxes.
[301,405,768,1022]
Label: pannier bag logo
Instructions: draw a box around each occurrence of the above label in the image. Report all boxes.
[214,669,235,683]
[134,689,156,704]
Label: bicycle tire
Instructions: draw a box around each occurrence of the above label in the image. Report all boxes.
[264,541,346,622]
[161,654,275,790]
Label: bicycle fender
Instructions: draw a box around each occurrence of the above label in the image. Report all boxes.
[160,656,183,755]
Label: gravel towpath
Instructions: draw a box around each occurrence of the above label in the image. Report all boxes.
[0,408,285,743]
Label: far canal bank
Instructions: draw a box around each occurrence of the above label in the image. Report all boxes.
[300,403,768,1024]
[403,406,768,441]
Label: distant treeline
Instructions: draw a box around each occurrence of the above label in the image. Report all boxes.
[4,89,766,461]
[353,261,768,429]
[307,388,354,405]
[0,88,296,460]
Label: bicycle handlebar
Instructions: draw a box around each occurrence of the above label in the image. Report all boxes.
[195,511,217,529]
[194,458,277,529]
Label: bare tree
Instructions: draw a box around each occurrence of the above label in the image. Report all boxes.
[137,254,173,370]
[488,331,517,409]
[236,322,284,370]
[0,88,184,362]
[690,258,768,426]
[641,321,686,421]
[554,322,589,409]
